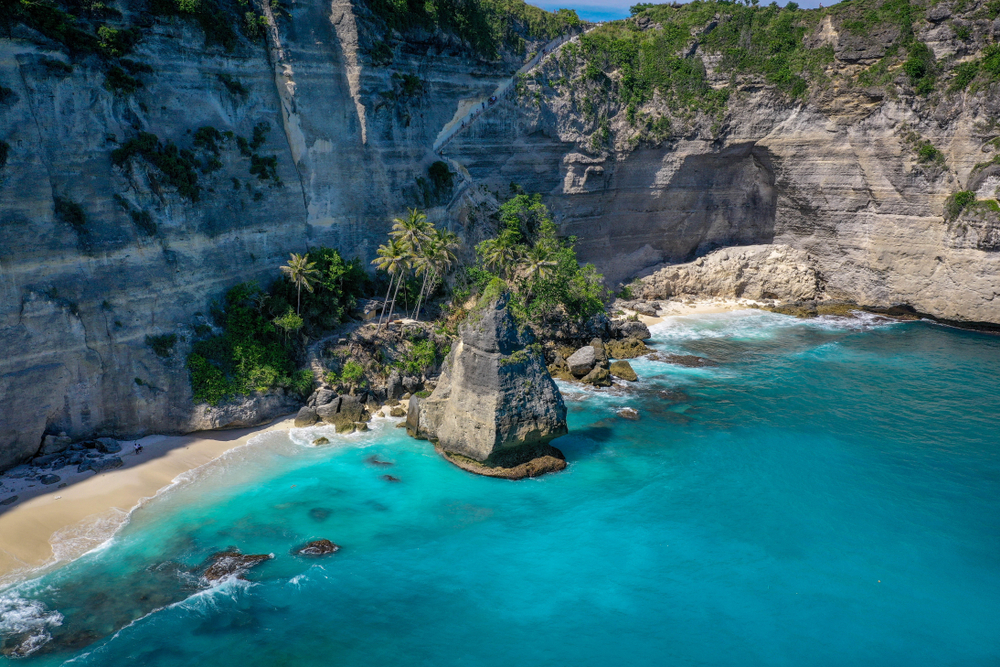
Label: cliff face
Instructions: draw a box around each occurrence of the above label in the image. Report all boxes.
[1,0,999,469]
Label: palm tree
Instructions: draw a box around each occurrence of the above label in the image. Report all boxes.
[519,244,558,282]
[280,252,321,315]
[479,229,521,280]
[371,238,409,330]
[413,228,460,321]
[389,208,430,251]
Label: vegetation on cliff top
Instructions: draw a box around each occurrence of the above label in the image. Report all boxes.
[360,0,581,60]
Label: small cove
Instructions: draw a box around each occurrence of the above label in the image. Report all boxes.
[2,310,999,666]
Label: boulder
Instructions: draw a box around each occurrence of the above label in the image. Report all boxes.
[294,539,340,556]
[308,388,336,408]
[316,395,367,430]
[566,346,597,377]
[389,406,406,418]
[39,434,72,456]
[295,406,320,427]
[312,436,330,446]
[402,375,422,394]
[605,338,651,359]
[581,366,612,387]
[407,294,568,467]
[609,360,638,382]
[0,495,17,506]
[202,551,273,581]
[95,438,121,454]
[613,320,652,341]
[40,474,61,485]
[547,353,574,381]
[78,456,123,474]
[590,338,607,362]
[386,371,404,400]
[355,422,369,432]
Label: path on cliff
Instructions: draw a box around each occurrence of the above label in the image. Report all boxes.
[432,29,590,154]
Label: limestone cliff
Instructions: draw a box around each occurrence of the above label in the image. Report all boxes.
[2,0,1000,470]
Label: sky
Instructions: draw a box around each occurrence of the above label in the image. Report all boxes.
[533,0,837,22]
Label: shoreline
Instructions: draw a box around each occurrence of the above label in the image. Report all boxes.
[619,297,763,326]
[0,417,294,587]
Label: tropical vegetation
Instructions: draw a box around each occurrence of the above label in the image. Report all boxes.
[462,194,608,329]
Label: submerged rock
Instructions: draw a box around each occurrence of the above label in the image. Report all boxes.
[617,407,640,420]
[366,456,393,466]
[381,474,401,483]
[294,539,340,556]
[651,354,718,368]
[202,551,273,581]
[407,294,568,470]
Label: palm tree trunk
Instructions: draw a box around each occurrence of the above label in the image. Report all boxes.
[296,281,302,315]
[413,272,430,320]
[377,274,395,329]
[387,272,404,327]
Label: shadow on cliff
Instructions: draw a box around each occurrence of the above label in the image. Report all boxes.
[560,142,778,286]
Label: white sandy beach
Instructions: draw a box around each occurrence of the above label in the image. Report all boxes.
[0,418,294,585]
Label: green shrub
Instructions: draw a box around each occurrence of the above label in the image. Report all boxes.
[54,197,86,227]
[397,339,438,376]
[916,141,943,164]
[104,66,143,96]
[945,190,976,219]
[249,153,279,182]
[112,132,200,201]
[217,73,248,97]
[149,0,239,50]
[40,57,73,76]
[97,25,141,58]
[903,41,935,95]
[147,334,178,357]
[130,209,157,235]
[250,121,270,150]
[192,126,224,154]
[341,359,365,385]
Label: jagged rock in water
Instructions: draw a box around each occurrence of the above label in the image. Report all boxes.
[316,395,367,433]
[651,354,718,368]
[611,320,652,341]
[609,360,638,382]
[407,295,568,468]
[312,437,330,446]
[294,539,340,556]
[606,338,651,359]
[295,406,320,427]
[617,408,640,420]
[566,346,597,377]
[202,551,273,581]
[581,366,612,387]
[382,474,401,482]
[547,353,575,381]
[389,406,406,418]
[366,455,392,466]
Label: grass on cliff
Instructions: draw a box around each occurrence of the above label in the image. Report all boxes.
[361,0,581,60]
[187,250,369,404]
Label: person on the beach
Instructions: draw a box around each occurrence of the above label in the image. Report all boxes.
[134,442,142,455]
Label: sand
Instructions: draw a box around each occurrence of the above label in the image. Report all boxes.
[620,297,762,326]
[0,418,294,586]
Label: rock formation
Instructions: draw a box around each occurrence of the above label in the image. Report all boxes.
[406,295,568,472]
[201,551,273,581]
[2,0,1000,468]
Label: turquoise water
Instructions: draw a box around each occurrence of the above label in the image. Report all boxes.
[2,311,999,665]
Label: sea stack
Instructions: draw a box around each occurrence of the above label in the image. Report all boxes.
[407,294,568,478]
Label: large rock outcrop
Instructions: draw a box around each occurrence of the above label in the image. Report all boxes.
[407,295,568,466]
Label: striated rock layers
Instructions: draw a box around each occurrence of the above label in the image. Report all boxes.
[407,295,568,473]
[633,245,823,303]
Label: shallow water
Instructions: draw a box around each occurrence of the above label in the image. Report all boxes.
[3,311,999,666]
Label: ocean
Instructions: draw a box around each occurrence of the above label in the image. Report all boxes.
[2,310,999,666]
